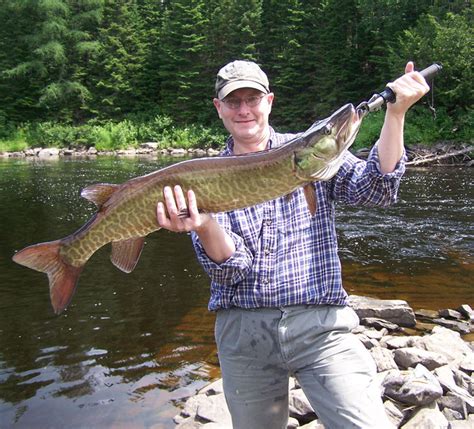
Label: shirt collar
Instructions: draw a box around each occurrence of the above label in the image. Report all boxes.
[221,127,277,156]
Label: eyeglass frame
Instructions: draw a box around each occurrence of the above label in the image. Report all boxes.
[219,94,267,110]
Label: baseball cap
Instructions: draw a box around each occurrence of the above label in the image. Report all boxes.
[215,60,270,99]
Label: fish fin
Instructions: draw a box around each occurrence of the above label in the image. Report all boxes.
[81,183,120,207]
[12,240,83,315]
[110,237,145,273]
[303,183,317,216]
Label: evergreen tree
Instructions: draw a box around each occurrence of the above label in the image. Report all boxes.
[92,0,147,118]
[158,0,210,123]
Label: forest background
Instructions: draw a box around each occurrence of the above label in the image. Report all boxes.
[0,0,472,152]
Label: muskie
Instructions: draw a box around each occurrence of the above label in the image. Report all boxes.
[12,103,362,313]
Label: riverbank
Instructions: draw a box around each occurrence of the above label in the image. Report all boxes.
[174,297,474,428]
[1,142,472,166]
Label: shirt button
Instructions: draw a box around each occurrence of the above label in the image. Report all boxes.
[264,219,272,226]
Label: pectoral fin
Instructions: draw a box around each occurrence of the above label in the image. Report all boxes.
[111,237,145,273]
[303,183,317,216]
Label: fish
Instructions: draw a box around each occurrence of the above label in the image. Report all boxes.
[12,103,362,314]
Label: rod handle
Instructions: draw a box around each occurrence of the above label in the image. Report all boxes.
[380,63,443,104]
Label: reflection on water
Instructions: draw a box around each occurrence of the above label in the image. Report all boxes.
[0,157,472,427]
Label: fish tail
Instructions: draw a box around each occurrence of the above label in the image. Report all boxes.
[12,240,83,315]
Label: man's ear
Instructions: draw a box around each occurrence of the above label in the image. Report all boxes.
[213,98,222,119]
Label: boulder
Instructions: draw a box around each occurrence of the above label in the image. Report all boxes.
[349,295,416,327]
[393,347,448,370]
[383,365,443,406]
[400,402,448,429]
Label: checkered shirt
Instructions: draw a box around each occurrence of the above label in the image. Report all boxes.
[191,127,406,311]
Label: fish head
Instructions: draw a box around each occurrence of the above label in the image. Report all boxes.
[294,103,363,181]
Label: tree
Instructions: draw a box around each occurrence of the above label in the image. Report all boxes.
[92,0,147,118]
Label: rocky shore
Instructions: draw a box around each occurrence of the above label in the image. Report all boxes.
[0,142,221,158]
[174,296,474,429]
[1,142,473,166]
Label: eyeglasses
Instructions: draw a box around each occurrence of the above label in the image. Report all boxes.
[221,95,266,110]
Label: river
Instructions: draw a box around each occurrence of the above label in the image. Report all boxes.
[0,156,472,428]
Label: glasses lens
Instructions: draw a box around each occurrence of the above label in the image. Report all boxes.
[222,95,265,109]
[246,95,263,107]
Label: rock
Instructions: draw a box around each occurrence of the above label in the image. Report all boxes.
[206,148,220,156]
[140,142,159,150]
[457,304,474,321]
[370,346,399,372]
[195,393,232,426]
[116,148,137,156]
[432,318,471,334]
[384,399,405,428]
[400,402,448,428]
[449,419,474,428]
[442,406,464,421]
[38,147,60,157]
[415,326,473,364]
[299,420,325,429]
[381,335,417,350]
[361,317,401,332]
[289,388,317,423]
[439,309,463,320]
[170,148,187,156]
[384,365,443,406]
[459,353,474,373]
[434,365,474,408]
[287,416,300,428]
[349,295,416,327]
[357,333,379,349]
[198,378,224,396]
[437,393,469,416]
[87,146,98,155]
[393,347,448,370]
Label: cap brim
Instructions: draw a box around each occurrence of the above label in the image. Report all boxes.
[218,81,269,99]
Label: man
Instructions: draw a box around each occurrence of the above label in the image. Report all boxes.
[157,60,429,428]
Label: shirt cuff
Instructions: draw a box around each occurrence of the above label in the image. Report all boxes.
[191,230,253,286]
[366,141,407,179]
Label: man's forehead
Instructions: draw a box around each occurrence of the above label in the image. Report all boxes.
[224,88,265,98]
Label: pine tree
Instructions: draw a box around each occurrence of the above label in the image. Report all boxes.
[92,0,147,118]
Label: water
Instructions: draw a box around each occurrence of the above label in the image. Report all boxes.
[0,157,472,428]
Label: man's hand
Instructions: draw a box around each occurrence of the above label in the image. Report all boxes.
[156,185,236,263]
[157,185,212,233]
[386,61,430,117]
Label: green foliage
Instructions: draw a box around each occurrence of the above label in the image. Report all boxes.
[0,0,471,148]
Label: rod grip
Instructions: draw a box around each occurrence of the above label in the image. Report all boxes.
[361,63,443,112]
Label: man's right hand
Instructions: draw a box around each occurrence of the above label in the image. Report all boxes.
[156,185,212,233]
[156,185,236,263]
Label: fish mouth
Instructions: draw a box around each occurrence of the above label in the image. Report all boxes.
[334,105,362,151]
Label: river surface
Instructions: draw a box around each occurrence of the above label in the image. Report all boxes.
[0,156,472,428]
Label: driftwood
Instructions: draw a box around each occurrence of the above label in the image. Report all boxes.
[406,146,474,166]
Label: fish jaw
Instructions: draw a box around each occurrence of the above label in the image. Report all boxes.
[292,104,362,181]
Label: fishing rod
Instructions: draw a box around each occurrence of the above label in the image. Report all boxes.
[356,63,442,116]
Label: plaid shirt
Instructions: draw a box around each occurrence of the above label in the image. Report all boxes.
[191,127,406,311]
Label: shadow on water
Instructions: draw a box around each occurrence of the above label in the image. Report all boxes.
[0,157,472,427]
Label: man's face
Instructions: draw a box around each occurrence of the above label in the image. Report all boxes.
[213,88,274,153]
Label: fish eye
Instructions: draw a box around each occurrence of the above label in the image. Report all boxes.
[324,124,332,135]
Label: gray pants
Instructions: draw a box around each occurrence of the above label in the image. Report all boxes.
[215,305,394,429]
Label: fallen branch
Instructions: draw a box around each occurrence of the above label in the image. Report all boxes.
[406,146,473,166]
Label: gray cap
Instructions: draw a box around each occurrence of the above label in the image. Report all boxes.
[215,60,270,99]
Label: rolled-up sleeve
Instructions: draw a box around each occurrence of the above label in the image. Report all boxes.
[330,142,406,206]
[190,212,254,286]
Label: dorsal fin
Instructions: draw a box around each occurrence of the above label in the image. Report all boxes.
[81,183,119,207]
[303,183,317,216]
